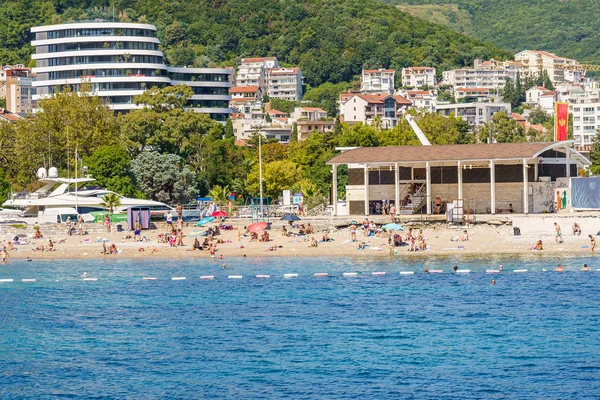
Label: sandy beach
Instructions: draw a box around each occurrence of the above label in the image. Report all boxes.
[2,218,596,262]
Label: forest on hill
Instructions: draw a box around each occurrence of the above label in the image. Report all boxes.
[1,0,511,87]
[387,0,600,62]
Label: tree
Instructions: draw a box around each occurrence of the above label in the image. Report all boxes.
[208,185,230,206]
[372,115,383,131]
[246,160,303,200]
[131,152,197,204]
[477,111,527,143]
[0,168,10,204]
[83,145,139,197]
[590,131,600,175]
[514,71,523,105]
[224,118,234,139]
[302,82,352,116]
[101,193,121,214]
[502,78,514,106]
[291,122,298,142]
[134,85,193,112]
[529,107,551,125]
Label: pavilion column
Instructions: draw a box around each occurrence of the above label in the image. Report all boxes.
[364,165,369,216]
[457,161,463,200]
[534,159,539,182]
[523,158,529,215]
[394,162,400,214]
[566,147,571,179]
[426,161,432,215]
[332,164,338,216]
[490,160,496,215]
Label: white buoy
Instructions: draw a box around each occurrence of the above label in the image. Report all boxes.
[314,273,328,277]
[200,275,215,280]
[456,269,470,273]
[284,273,298,278]
[228,275,243,279]
[82,277,97,281]
[21,279,36,282]
[372,272,386,276]
[256,274,270,279]
[171,277,186,281]
[343,272,358,277]
[514,269,528,273]
[400,271,414,275]
[142,277,157,281]
[486,270,500,274]
[0,278,14,282]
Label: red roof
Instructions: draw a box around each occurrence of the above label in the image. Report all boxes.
[407,90,432,96]
[353,93,411,105]
[267,109,286,116]
[541,91,556,96]
[231,86,260,93]
[269,68,299,75]
[456,88,490,93]
[363,69,394,73]
[241,57,276,63]
[512,113,526,121]
[299,107,327,113]
[235,139,252,147]
[0,109,21,121]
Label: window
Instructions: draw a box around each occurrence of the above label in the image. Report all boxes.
[574,107,580,112]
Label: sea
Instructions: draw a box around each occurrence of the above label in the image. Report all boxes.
[1,255,599,399]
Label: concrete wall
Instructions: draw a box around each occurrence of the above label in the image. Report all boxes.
[511,215,600,237]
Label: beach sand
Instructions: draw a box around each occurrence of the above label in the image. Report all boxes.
[2,221,595,261]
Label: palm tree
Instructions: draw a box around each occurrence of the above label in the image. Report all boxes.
[101,193,122,214]
[208,185,230,206]
[231,178,248,201]
[372,115,383,131]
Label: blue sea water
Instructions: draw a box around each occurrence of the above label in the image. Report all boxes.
[1,255,600,399]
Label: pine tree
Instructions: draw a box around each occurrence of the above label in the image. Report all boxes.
[224,118,234,139]
[514,71,523,105]
[502,78,514,105]
[291,122,298,142]
[589,131,600,174]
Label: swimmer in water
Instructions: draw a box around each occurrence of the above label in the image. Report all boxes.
[453,266,458,272]
[81,272,88,278]
[555,264,565,272]
[491,280,496,285]
[222,264,226,269]
[581,263,591,271]
[424,268,429,273]
[499,265,503,271]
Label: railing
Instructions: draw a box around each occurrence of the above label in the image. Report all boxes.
[306,204,325,216]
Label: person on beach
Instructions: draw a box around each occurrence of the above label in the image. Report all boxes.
[0,248,8,263]
[78,214,85,235]
[134,221,141,242]
[349,223,357,241]
[555,264,565,272]
[534,240,543,251]
[573,222,581,236]
[102,241,107,255]
[177,216,183,231]
[176,229,184,247]
[389,203,396,223]
[581,264,591,271]
[65,216,72,236]
[509,203,514,213]
[166,211,174,231]
[554,222,562,244]
[176,203,183,221]
[104,214,111,233]
[47,239,54,251]
[281,226,288,236]
[589,235,596,254]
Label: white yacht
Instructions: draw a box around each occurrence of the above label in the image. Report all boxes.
[2,168,171,224]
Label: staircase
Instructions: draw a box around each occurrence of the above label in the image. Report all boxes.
[397,184,427,214]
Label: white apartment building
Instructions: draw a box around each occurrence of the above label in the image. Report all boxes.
[230,86,263,119]
[435,102,511,127]
[401,67,436,89]
[267,67,302,101]
[555,82,600,104]
[339,92,412,129]
[291,106,328,122]
[515,50,583,85]
[31,22,232,120]
[398,90,436,112]
[361,69,395,94]
[236,57,279,92]
[231,117,292,143]
[571,103,600,146]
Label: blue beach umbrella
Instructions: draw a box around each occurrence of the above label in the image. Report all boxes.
[382,223,404,231]
[196,216,215,227]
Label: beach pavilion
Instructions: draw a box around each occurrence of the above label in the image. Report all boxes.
[327,142,591,216]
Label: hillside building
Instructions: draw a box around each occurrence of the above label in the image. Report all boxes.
[339,92,412,129]
[401,67,436,89]
[361,69,396,94]
[435,102,511,127]
[267,67,302,101]
[515,50,583,85]
[0,65,34,114]
[571,103,600,146]
[230,86,263,119]
[236,57,278,93]
[30,21,232,121]
[398,90,437,112]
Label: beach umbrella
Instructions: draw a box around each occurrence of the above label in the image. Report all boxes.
[248,221,269,233]
[196,216,215,227]
[382,223,405,231]
[211,210,228,218]
[280,214,301,222]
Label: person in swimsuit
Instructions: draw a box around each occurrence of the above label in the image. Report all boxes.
[589,235,596,254]
[554,222,562,244]
[555,264,565,272]
[581,263,591,271]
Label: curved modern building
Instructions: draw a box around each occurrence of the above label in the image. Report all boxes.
[31,21,231,119]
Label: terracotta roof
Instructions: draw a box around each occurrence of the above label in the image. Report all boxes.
[541,91,556,96]
[231,86,260,93]
[404,67,434,72]
[512,113,525,121]
[241,57,276,63]
[0,109,21,121]
[299,107,327,113]
[235,139,252,147]
[267,109,286,115]
[353,93,411,105]
[530,50,562,60]
[528,86,549,92]
[269,67,299,75]
[456,88,490,93]
[229,112,245,119]
[528,124,547,132]
[363,69,394,73]
[328,142,561,164]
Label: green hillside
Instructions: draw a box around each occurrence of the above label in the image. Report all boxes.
[0,0,511,86]
[388,0,600,62]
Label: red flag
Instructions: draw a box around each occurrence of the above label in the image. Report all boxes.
[555,102,568,141]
